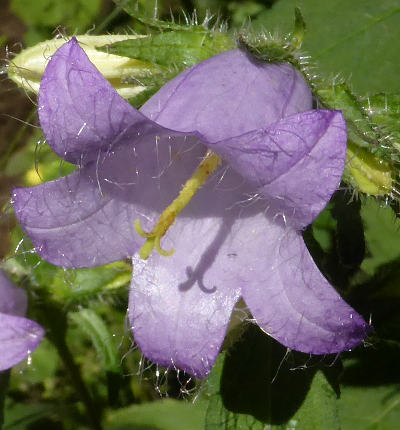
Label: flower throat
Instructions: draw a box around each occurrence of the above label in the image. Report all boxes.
[134,151,221,260]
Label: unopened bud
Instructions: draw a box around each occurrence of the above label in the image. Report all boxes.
[7,35,159,99]
[345,142,393,196]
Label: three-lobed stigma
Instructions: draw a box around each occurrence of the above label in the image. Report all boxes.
[134,150,221,260]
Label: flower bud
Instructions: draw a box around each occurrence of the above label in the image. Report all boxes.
[345,142,393,196]
[7,35,159,99]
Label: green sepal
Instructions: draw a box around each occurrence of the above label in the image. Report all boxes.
[69,308,120,373]
[317,83,376,150]
[99,29,235,70]
[292,7,306,50]
[237,30,298,64]
[237,7,306,63]
[124,68,185,107]
[315,84,396,196]
[360,93,400,150]
[127,84,165,108]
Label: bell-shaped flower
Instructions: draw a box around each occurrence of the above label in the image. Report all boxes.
[0,270,44,371]
[12,38,369,378]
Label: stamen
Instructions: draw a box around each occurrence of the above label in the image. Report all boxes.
[135,150,221,260]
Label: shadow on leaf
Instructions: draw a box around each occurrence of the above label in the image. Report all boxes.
[219,324,336,425]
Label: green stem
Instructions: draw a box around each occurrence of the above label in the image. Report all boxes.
[0,109,36,171]
[40,304,103,430]
[53,336,102,430]
[0,371,10,430]
[94,7,122,35]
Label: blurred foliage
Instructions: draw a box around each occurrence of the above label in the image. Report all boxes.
[2,0,400,430]
[10,0,104,45]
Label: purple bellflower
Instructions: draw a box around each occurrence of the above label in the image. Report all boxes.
[0,269,44,371]
[12,38,369,378]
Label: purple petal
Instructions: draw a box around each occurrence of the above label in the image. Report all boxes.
[13,133,209,268]
[0,270,27,316]
[141,50,312,142]
[129,217,241,378]
[38,38,167,165]
[0,313,44,371]
[128,168,259,378]
[210,110,347,228]
[236,217,369,354]
[13,171,140,268]
[0,270,44,371]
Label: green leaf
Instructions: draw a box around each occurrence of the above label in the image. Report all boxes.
[3,400,67,430]
[11,339,59,386]
[204,354,265,430]
[69,309,120,373]
[338,353,400,429]
[204,325,340,429]
[340,386,400,430]
[49,262,132,304]
[293,371,340,430]
[253,0,400,94]
[105,398,206,430]
[360,197,400,275]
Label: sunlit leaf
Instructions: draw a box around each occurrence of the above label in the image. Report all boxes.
[254,0,400,93]
[105,398,206,430]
